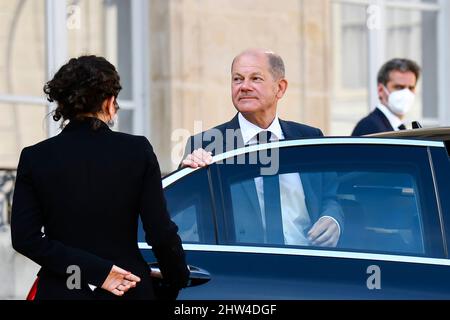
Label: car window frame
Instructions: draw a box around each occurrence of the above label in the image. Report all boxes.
[159,166,219,245]
[207,138,446,258]
[429,145,450,257]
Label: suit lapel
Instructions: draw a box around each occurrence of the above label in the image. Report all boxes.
[374,108,394,131]
[279,119,320,220]
[240,179,264,228]
[228,114,262,222]
[223,113,244,152]
[279,119,295,140]
[227,113,241,131]
[299,173,320,222]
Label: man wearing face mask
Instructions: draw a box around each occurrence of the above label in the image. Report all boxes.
[351,58,421,136]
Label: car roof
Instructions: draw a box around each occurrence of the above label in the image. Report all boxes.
[368,127,450,142]
[163,137,446,187]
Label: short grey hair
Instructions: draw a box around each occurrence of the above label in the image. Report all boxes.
[266,52,285,80]
[231,50,286,80]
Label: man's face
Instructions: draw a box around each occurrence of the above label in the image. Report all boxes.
[378,70,417,107]
[231,53,284,117]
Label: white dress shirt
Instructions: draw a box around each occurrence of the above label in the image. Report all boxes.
[377,104,405,131]
[238,113,313,245]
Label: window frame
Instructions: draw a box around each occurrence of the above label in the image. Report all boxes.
[209,138,446,258]
[161,166,219,245]
[331,0,449,128]
[429,146,450,257]
[0,0,150,139]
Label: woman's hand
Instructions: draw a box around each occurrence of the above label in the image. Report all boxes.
[101,265,141,296]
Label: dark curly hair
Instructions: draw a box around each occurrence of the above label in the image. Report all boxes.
[44,55,122,125]
[377,58,421,86]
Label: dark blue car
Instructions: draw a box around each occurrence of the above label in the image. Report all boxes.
[140,129,450,299]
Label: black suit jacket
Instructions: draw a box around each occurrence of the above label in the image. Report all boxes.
[183,113,323,158]
[11,118,189,300]
[351,108,394,136]
[182,114,344,239]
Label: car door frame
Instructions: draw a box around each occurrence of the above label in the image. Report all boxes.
[176,138,450,298]
[142,138,450,299]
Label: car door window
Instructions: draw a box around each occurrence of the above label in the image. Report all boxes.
[165,169,216,243]
[138,168,216,244]
[217,144,442,257]
[337,170,423,253]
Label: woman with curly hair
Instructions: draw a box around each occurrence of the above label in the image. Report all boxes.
[11,55,189,300]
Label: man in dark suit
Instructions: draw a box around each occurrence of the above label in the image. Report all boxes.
[181,49,343,247]
[352,58,421,136]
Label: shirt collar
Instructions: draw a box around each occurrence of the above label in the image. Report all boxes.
[238,112,284,145]
[63,116,110,132]
[376,103,404,131]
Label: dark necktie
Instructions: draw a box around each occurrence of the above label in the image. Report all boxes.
[256,130,272,144]
[398,124,406,130]
[263,174,284,244]
[255,131,284,244]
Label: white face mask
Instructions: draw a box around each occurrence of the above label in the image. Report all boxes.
[383,86,415,116]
